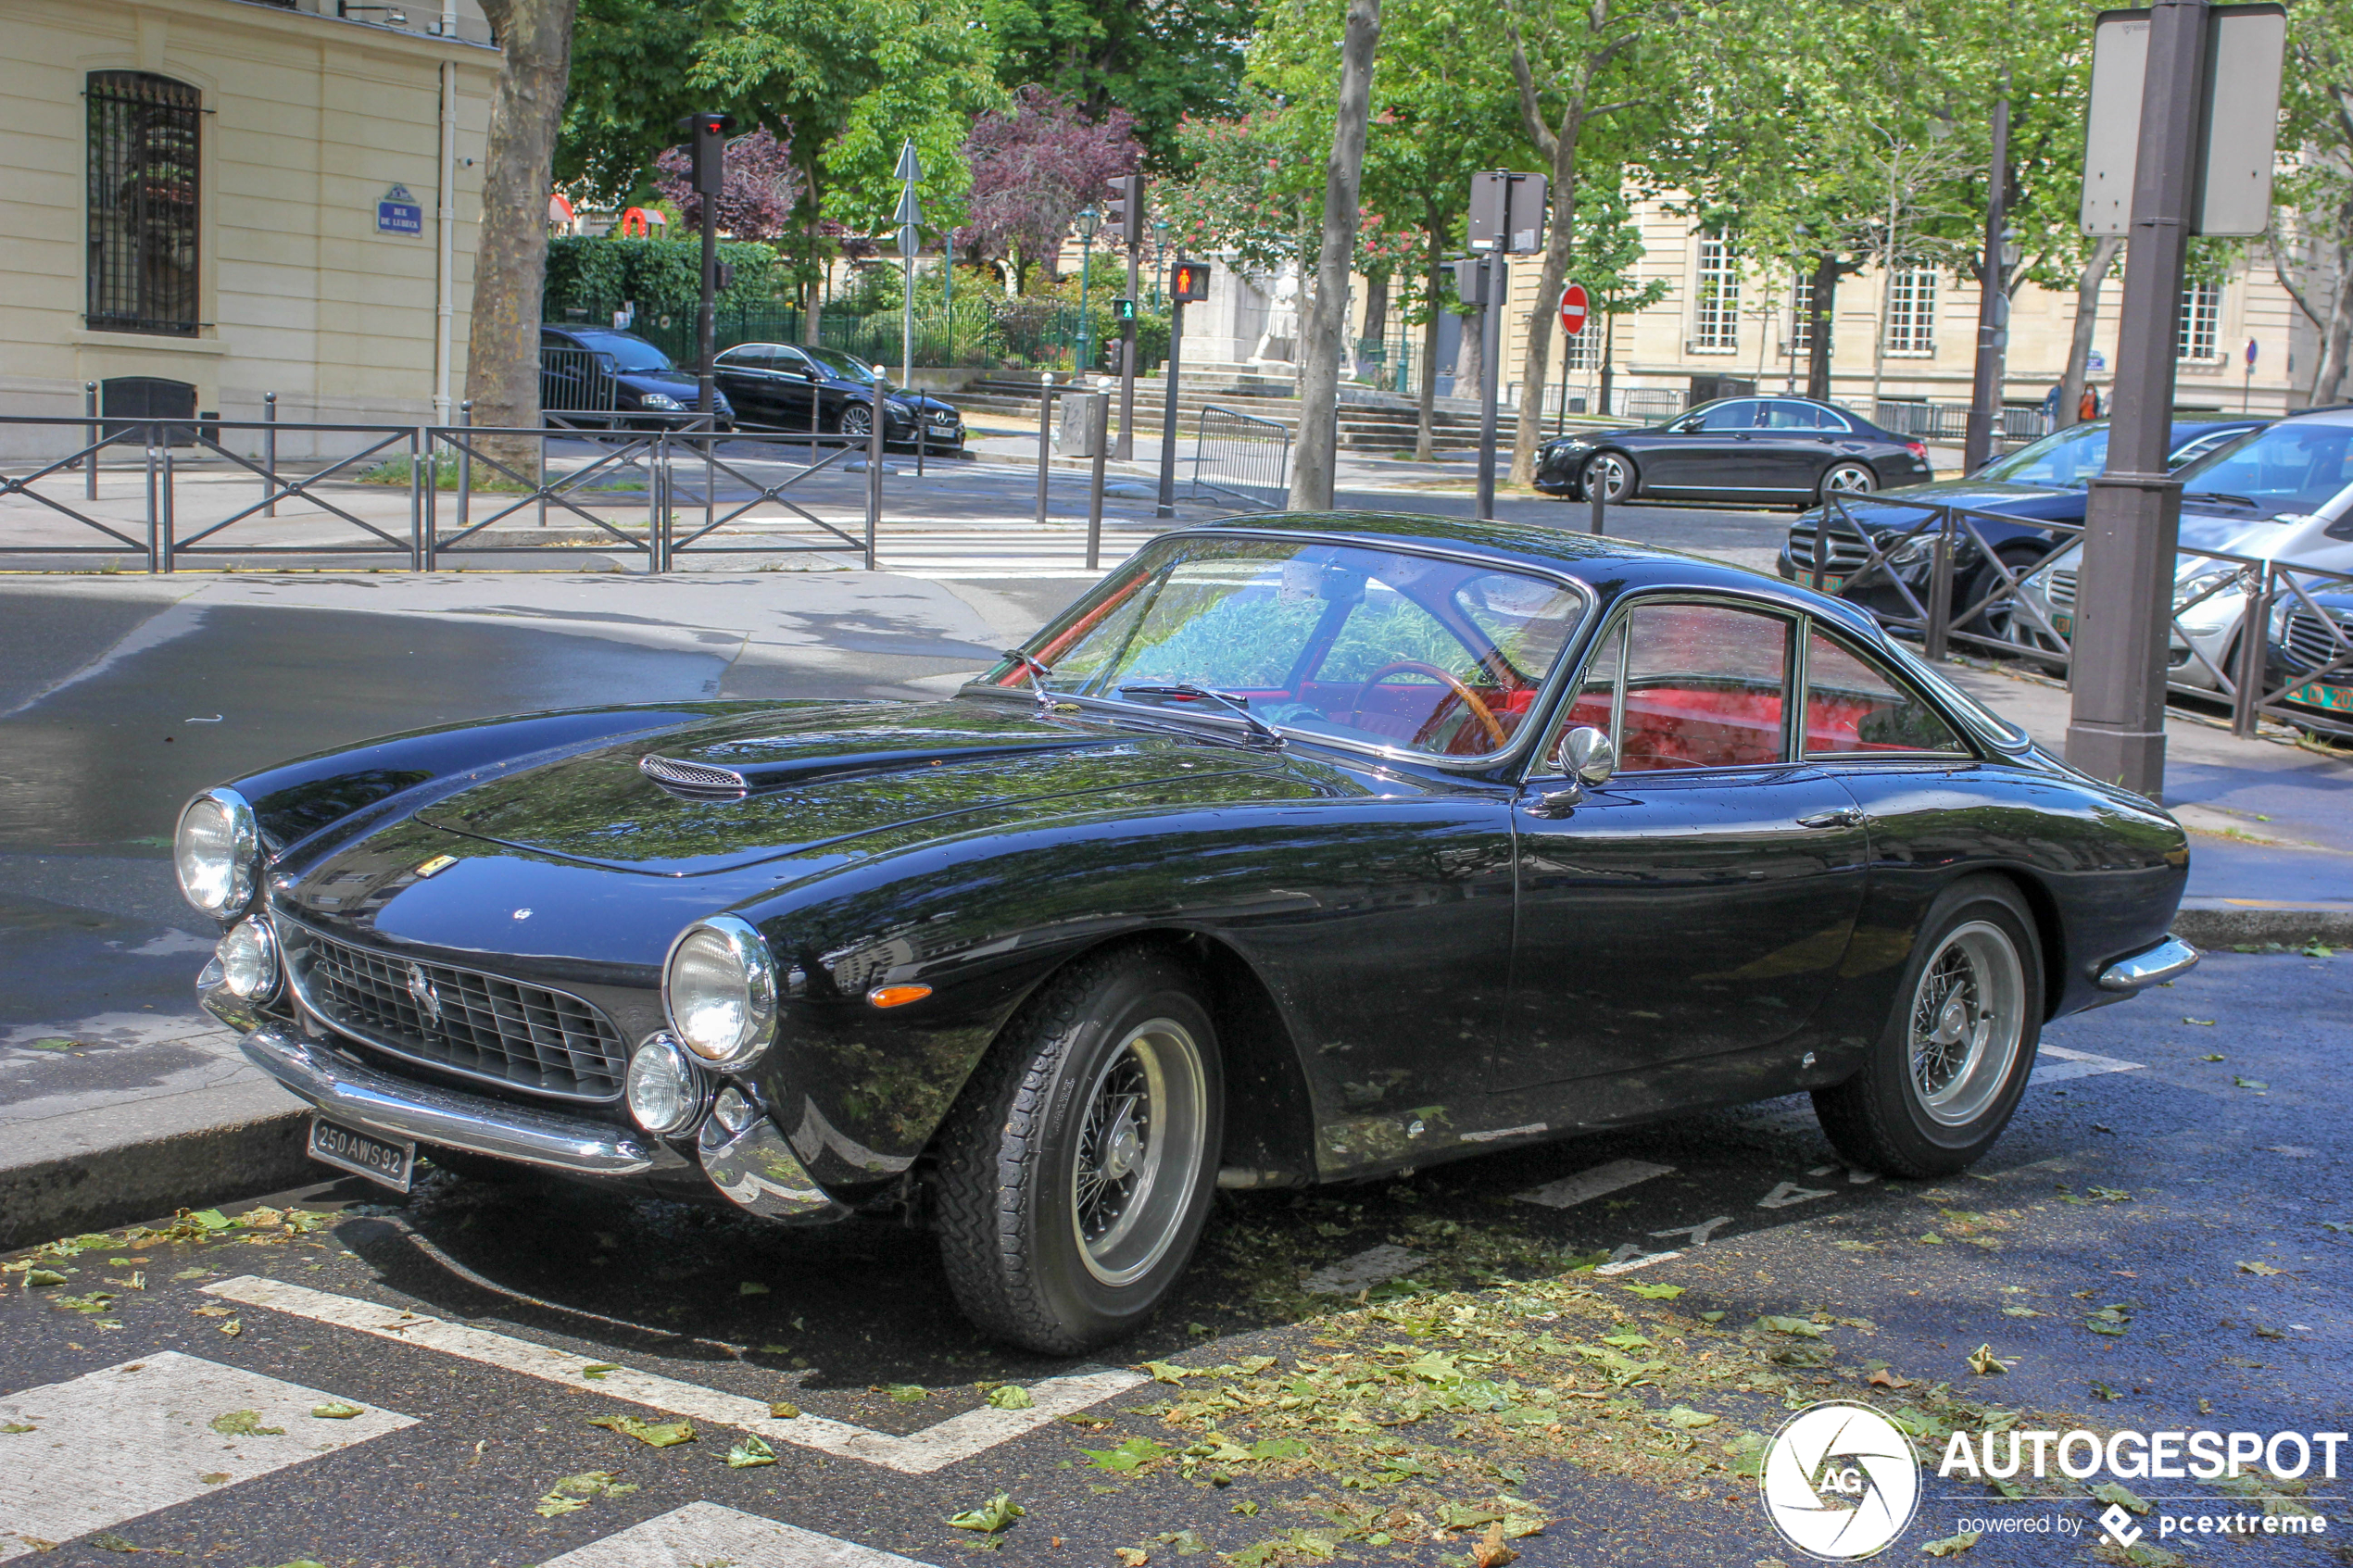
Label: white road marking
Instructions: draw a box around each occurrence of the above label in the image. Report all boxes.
[2032,1045,2145,1085]
[1514,1158,1674,1210]
[1302,1245,1428,1296]
[1593,1246,1683,1275]
[542,1502,935,1568]
[0,1351,413,1562]
[1650,1216,1733,1247]
[203,1276,1140,1474]
[1755,1180,1834,1210]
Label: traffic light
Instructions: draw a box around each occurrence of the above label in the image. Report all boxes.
[1111,296,1138,323]
[1170,258,1211,303]
[1105,174,1146,246]
[1450,256,1489,307]
[678,111,737,197]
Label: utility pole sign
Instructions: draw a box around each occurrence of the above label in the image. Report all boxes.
[1463,171,1549,521]
[2063,0,2285,800]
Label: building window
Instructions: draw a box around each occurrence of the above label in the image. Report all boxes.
[2177,281,2221,361]
[1563,318,1602,370]
[87,71,201,337]
[1788,277,1818,359]
[1884,266,1936,356]
[1692,237,1740,352]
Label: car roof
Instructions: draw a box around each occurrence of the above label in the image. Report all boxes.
[2279,405,2353,426]
[1183,511,1886,639]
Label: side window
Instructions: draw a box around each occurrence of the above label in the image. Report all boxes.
[1552,623,1624,770]
[1616,603,1792,771]
[1693,399,1762,432]
[1762,401,1818,429]
[1804,630,1969,757]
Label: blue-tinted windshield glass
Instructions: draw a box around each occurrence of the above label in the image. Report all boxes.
[573,333,674,373]
[1975,424,2110,487]
[800,346,882,383]
[2175,420,2353,519]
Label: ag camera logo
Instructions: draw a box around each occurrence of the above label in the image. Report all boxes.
[1762,1401,1922,1560]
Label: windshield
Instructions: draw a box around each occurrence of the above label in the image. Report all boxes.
[800,346,883,384]
[2173,419,2353,521]
[1973,424,2115,488]
[573,333,675,373]
[982,535,1589,761]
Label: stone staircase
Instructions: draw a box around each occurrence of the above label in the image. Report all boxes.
[950,370,1496,457]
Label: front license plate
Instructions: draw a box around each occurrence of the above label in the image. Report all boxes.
[308,1115,415,1193]
[2053,612,2073,638]
[2289,681,2353,712]
[1806,573,1848,595]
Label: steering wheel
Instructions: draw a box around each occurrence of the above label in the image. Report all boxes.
[1347,660,1509,751]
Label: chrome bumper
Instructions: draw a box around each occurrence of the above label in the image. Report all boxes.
[2096,933,2202,993]
[236,1026,655,1176]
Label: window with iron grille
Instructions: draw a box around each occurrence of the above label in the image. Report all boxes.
[87,72,201,337]
[1692,237,1740,351]
[1884,265,1937,356]
[2177,280,2221,361]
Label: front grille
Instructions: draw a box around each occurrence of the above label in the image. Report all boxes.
[639,752,748,800]
[1787,520,1875,575]
[2285,609,2353,671]
[287,922,627,1101]
[2045,569,2078,612]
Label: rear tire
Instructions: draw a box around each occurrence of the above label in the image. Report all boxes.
[934,949,1223,1353]
[1819,462,1878,500]
[1813,876,2043,1178]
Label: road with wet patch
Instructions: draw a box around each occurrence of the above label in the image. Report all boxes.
[5,951,2344,1568]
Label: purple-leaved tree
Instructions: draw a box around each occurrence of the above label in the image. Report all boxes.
[652,125,802,241]
[956,86,1140,294]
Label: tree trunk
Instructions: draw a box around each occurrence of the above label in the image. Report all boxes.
[1598,301,1616,417]
[1416,248,1441,460]
[2058,235,2124,429]
[1362,270,1390,380]
[463,0,579,468]
[1455,299,1482,415]
[1805,254,1840,401]
[2315,270,2353,405]
[1290,0,1382,511]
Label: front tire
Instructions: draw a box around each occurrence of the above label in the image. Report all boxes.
[1812,876,2043,1178]
[837,403,874,439]
[1582,452,1636,503]
[935,949,1224,1353]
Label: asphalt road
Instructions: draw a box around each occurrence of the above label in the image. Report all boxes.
[3,953,2344,1566]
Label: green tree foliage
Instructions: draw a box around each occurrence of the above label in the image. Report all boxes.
[2271,1,2353,403]
[558,0,732,202]
[978,0,1256,169]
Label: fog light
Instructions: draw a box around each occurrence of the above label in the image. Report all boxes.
[625,1035,705,1135]
[217,919,279,1000]
[711,1086,753,1135]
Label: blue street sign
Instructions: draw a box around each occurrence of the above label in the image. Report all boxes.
[2246,338,2259,369]
[377,184,423,236]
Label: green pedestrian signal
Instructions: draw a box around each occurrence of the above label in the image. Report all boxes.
[1112,297,1138,322]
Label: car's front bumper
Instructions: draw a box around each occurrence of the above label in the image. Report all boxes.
[2095,934,2200,993]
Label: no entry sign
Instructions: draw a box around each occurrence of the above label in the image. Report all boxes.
[1559,282,1590,336]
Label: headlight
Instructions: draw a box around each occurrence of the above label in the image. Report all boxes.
[887,400,912,417]
[2171,562,2241,614]
[1885,533,1937,568]
[639,392,683,410]
[175,788,259,919]
[216,918,279,1000]
[662,915,778,1067]
[625,1034,707,1135]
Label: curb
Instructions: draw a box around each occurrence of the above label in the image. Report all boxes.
[0,1107,314,1253]
[2173,901,2353,951]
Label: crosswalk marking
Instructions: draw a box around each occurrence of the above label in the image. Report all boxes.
[0,1351,413,1562]
[1513,1157,1675,1210]
[203,1276,1142,1474]
[542,1502,935,1568]
[2032,1045,2145,1085]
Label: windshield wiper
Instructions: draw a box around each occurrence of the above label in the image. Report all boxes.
[2184,491,2260,508]
[1114,684,1285,746]
[1003,648,1055,703]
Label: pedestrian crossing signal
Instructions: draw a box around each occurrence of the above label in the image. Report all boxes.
[1171,261,1211,303]
[1112,296,1138,322]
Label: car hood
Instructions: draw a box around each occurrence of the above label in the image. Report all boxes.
[409,696,1288,875]
[1810,479,2082,528]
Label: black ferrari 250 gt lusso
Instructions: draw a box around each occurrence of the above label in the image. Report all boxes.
[179,514,2196,1351]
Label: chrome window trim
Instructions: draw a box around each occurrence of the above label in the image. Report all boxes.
[1796,618,1978,764]
[971,527,1600,775]
[276,911,627,1104]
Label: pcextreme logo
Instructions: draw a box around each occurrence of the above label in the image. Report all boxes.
[1761,1402,1922,1561]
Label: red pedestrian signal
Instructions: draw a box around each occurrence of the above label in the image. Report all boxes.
[1171,259,1211,303]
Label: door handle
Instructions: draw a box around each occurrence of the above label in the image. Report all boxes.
[1796,806,1864,829]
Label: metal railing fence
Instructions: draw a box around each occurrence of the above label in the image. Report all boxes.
[0,415,880,573]
[1871,400,2052,443]
[1191,405,1292,512]
[1804,492,2353,740]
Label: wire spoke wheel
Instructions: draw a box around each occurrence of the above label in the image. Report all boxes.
[1070,1016,1207,1288]
[1906,920,2025,1126]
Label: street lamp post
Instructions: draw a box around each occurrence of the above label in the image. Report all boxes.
[1076,206,1101,375]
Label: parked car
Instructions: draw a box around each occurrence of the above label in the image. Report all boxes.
[715,343,966,451]
[1777,418,2269,625]
[1534,395,1933,506]
[538,326,734,428]
[181,512,2196,1353]
[2271,586,2353,733]
[2007,408,2353,687]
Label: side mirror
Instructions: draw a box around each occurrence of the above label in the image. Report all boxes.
[1558,725,1617,785]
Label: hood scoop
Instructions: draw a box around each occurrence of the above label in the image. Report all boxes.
[636,737,1118,802]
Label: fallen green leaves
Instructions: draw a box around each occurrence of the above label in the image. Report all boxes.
[945,1493,1024,1533]
[2238,1261,2286,1277]
[535,1470,636,1516]
[1919,1530,1980,1556]
[586,1413,695,1447]
[1966,1346,2014,1376]
[726,1435,777,1469]
[209,1410,284,1437]
[1620,1283,1683,1300]
[308,1402,363,1420]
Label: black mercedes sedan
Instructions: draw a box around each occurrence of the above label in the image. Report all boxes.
[177,513,2196,1353]
[538,326,734,428]
[715,343,966,451]
[1534,395,1933,506]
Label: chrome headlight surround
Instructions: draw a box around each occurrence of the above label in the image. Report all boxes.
[174,787,260,920]
[661,914,779,1069]
[625,1033,710,1135]
[216,917,281,1001]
